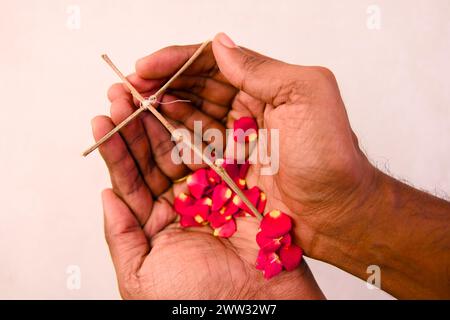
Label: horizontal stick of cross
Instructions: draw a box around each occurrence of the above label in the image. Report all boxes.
[82,39,263,220]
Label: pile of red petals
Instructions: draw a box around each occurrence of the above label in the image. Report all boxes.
[233,116,258,142]
[256,210,303,279]
[172,116,303,279]
[174,159,267,238]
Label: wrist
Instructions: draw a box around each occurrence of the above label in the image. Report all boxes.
[305,160,385,265]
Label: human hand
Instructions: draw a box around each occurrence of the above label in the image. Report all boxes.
[91,82,324,299]
[131,33,376,261]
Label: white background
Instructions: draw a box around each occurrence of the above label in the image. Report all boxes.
[0,0,449,299]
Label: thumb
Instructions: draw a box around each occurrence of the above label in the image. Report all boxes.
[212,32,296,106]
[101,189,149,280]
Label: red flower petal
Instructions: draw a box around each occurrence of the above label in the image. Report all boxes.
[197,197,213,207]
[263,259,283,279]
[221,197,240,216]
[233,117,258,142]
[257,191,267,214]
[255,250,283,279]
[279,244,303,271]
[225,164,240,180]
[280,233,292,246]
[255,250,271,270]
[236,178,247,190]
[208,208,234,228]
[207,169,221,186]
[239,161,250,179]
[212,218,236,238]
[187,168,211,199]
[211,184,233,211]
[179,214,205,227]
[180,198,211,225]
[256,232,284,252]
[232,186,261,215]
[215,158,240,180]
[260,210,292,237]
[173,192,195,215]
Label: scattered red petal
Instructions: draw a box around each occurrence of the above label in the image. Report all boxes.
[211,184,233,211]
[179,214,195,227]
[256,250,283,279]
[208,208,233,228]
[257,191,267,215]
[232,186,261,215]
[216,158,240,180]
[223,198,240,216]
[263,259,283,279]
[280,233,292,246]
[237,178,247,190]
[256,232,283,252]
[239,161,250,179]
[213,218,236,238]
[233,117,258,142]
[197,197,213,207]
[279,244,303,271]
[179,214,203,227]
[178,198,211,227]
[207,169,222,186]
[260,210,292,237]
[187,168,211,199]
[255,250,271,270]
[173,192,195,215]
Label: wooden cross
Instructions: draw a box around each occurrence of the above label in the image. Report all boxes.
[82,39,263,219]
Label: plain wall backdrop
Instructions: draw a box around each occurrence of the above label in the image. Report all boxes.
[0,0,449,299]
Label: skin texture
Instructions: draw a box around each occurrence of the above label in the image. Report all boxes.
[91,34,325,299]
[93,33,450,299]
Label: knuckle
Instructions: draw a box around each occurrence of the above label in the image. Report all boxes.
[118,269,145,299]
[107,83,121,102]
[313,66,336,81]
[119,280,139,299]
[154,139,175,159]
[273,76,313,106]
[240,54,269,90]
[242,54,267,74]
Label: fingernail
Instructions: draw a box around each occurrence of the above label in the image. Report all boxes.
[218,32,236,48]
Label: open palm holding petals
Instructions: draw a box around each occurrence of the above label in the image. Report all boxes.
[173,117,303,279]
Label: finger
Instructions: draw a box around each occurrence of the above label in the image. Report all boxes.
[227,91,266,129]
[135,43,216,80]
[141,110,210,174]
[127,73,162,92]
[142,188,177,238]
[168,75,237,108]
[140,112,191,179]
[158,94,226,138]
[102,189,149,280]
[168,90,229,120]
[110,98,171,196]
[92,115,153,225]
[107,83,130,103]
[107,75,161,103]
[212,32,299,106]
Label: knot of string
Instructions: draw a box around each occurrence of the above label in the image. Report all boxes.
[140,96,191,109]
